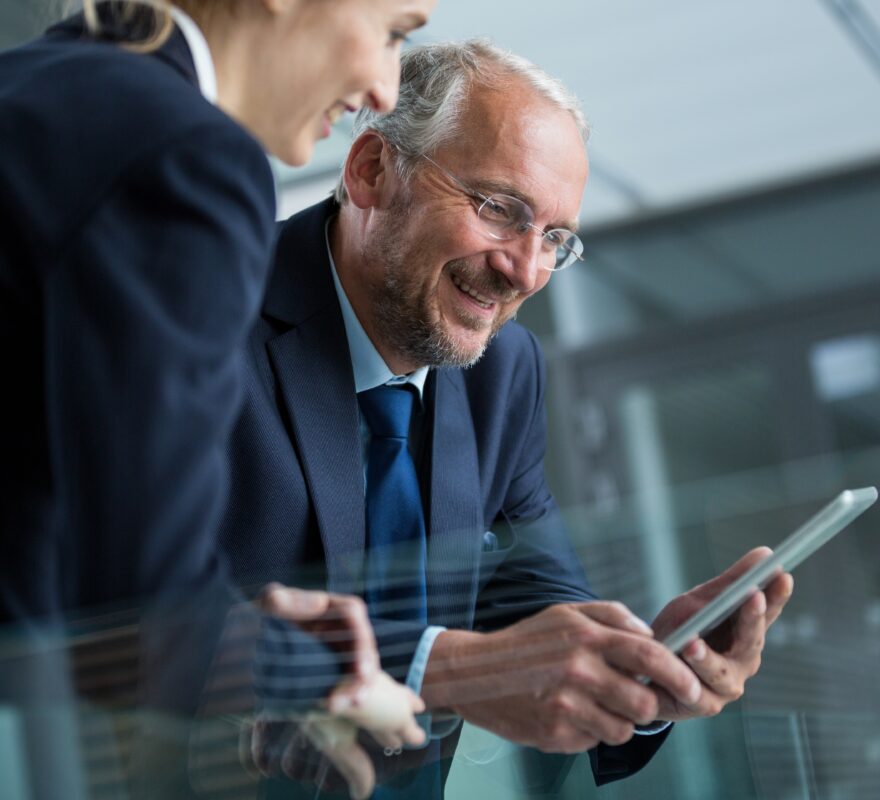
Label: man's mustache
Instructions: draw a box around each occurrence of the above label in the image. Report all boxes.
[446,260,520,305]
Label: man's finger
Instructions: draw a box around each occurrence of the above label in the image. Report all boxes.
[566,659,659,727]
[605,635,702,709]
[573,601,655,637]
[252,719,298,777]
[238,723,261,780]
[556,688,637,747]
[681,638,745,700]
[298,717,375,797]
[400,717,427,747]
[407,686,427,715]
[258,584,331,621]
[332,673,423,732]
[722,590,767,660]
[763,573,794,628]
[319,745,375,800]
[368,728,404,751]
[327,595,379,677]
[691,547,774,600]
[279,729,323,785]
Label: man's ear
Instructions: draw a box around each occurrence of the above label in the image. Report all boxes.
[343,132,396,209]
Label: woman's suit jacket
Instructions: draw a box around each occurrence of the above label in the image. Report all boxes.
[0,12,344,729]
[0,11,274,622]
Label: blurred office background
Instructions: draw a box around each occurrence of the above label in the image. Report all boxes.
[3,1,880,798]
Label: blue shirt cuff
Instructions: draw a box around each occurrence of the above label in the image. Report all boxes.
[403,627,668,743]
[634,720,672,735]
[403,626,461,745]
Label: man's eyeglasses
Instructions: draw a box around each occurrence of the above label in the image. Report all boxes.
[419,154,584,271]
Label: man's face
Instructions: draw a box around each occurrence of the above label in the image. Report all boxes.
[361,81,589,370]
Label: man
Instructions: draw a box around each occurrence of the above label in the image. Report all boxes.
[221,40,792,795]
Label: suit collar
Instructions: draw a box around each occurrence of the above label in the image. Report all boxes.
[264,198,366,593]
[153,25,199,89]
[168,7,216,102]
[47,6,199,90]
[264,197,341,326]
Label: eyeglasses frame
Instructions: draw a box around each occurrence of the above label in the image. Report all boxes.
[417,153,584,271]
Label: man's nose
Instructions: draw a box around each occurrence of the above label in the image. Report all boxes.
[487,230,546,294]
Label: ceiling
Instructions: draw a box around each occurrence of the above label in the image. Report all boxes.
[4,1,876,233]
[277,0,880,230]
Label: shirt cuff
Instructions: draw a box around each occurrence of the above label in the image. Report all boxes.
[403,625,461,745]
[634,720,673,735]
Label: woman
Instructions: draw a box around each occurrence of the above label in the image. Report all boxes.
[0,1,434,795]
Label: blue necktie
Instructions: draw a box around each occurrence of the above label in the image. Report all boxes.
[358,385,428,624]
[359,386,440,800]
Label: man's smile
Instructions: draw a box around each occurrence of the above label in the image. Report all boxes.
[451,273,496,310]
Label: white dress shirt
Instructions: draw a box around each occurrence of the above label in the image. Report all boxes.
[168,6,217,103]
[325,220,450,743]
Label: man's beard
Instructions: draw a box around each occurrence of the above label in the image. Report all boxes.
[366,211,519,369]
[378,262,503,369]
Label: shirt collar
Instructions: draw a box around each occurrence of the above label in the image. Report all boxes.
[169,6,217,104]
[325,218,429,400]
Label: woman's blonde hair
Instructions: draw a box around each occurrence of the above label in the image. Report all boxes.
[78,0,175,52]
[79,0,238,53]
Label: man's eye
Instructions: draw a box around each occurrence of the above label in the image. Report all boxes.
[482,198,514,222]
[545,230,565,246]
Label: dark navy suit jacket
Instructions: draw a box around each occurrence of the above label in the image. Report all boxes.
[0,12,339,726]
[220,198,671,789]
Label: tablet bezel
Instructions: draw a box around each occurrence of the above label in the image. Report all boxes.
[660,486,878,654]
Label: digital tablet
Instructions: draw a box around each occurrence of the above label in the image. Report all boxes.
[661,486,878,654]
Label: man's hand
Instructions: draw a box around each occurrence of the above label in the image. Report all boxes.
[247,671,426,800]
[252,586,426,799]
[649,546,793,722]
[325,671,426,750]
[258,584,380,682]
[421,601,703,754]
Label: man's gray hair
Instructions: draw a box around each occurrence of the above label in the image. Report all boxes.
[334,39,589,203]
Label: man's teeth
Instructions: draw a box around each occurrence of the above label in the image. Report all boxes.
[452,275,493,309]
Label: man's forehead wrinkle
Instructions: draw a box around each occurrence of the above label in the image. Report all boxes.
[442,82,586,230]
[452,86,537,184]
[457,86,509,157]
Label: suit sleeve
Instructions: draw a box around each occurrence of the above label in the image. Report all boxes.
[40,121,339,714]
[48,121,272,609]
[476,329,670,786]
[474,330,597,631]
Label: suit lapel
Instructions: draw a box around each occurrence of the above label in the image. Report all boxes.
[261,198,485,614]
[267,324,365,594]
[153,26,200,87]
[426,370,484,629]
[264,201,365,594]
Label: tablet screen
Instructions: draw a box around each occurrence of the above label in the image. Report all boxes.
[661,487,878,654]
